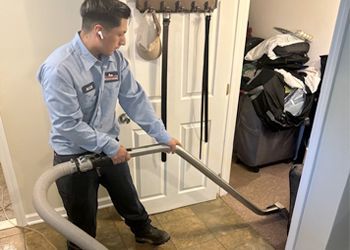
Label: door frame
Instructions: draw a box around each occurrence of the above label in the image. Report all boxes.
[220,0,250,189]
[0,115,26,227]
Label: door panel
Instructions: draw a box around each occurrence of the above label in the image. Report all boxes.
[179,123,209,192]
[116,0,240,214]
[132,130,166,199]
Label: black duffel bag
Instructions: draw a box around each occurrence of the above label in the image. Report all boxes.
[245,69,314,130]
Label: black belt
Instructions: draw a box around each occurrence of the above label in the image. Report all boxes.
[199,14,211,159]
[161,15,170,162]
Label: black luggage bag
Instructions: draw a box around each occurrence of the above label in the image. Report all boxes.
[233,94,299,169]
[288,164,303,230]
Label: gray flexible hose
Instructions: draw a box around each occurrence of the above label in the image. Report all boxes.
[32,161,108,250]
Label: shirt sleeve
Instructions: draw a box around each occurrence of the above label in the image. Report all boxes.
[117,56,171,144]
[38,65,119,157]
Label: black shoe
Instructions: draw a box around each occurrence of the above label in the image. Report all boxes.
[135,225,170,245]
[67,241,82,250]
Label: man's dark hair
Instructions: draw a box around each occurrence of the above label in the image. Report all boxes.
[80,0,131,31]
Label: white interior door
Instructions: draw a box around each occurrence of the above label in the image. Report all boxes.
[117,0,240,214]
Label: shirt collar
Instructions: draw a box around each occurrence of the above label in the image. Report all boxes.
[72,32,116,71]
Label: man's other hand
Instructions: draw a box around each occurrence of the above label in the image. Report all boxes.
[167,138,181,153]
[111,145,131,164]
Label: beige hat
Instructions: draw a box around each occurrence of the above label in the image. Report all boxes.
[136,11,162,61]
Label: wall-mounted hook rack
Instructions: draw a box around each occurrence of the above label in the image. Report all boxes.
[191,1,199,12]
[175,1,185,12]
[136,0,217,13]
[204,1,212,12]
[160,1,171,12]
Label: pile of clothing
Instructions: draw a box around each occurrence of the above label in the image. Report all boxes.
[240,33,321,130]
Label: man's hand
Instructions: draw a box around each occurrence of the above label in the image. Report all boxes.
[111,145,131,164]
[167,138,181,153]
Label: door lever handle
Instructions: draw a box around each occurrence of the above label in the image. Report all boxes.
[118,113,131,124]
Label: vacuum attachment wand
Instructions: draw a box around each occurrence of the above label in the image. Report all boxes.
[127,144,286,216]
[33,144,287,250]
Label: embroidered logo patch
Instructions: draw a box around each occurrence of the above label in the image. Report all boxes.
[82,82,95,93]
[105,71,119,82]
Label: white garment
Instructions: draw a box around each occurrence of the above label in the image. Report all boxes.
[275,67,321,94]
[300,67,321,93]
[245,34,304,61]
[275,69,306,91]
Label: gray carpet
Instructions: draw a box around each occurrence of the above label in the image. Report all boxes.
[222,158,291,250]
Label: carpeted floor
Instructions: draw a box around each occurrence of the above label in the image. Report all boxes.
[222,157,291,250]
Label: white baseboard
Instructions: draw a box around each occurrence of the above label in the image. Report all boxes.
[25,196,114,225]
[0,218,17,230]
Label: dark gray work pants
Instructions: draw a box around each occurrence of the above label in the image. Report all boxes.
[54,152,150,249]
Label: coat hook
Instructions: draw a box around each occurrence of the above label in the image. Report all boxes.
[191,1,198,12]
[204,1,212,13]
[145,1,155,13]
[161,1,171,12]
[175,1,184,12]
[160,1,164,12]
[204,1,209,12]
[144,0,148,12]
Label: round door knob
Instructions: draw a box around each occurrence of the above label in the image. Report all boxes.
[118,113,131,124]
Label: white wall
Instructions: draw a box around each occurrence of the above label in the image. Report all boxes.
[286,0,350,248]
[326,176,350,250]
[248,0,340,64]
[0,0,82,218]
[0,0,131,222]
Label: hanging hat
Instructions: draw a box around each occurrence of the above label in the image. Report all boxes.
[136,11,162,60]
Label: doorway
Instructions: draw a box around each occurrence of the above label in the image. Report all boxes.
[220,0,340,249]
[0,116,25,229]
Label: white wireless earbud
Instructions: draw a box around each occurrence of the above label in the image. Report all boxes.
[98,31,104,40]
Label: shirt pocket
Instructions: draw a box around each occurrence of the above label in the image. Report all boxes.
[78,82,97,112]
[104,80,120,97]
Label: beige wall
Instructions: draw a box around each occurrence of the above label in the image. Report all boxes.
[0,0,82,215]
[248,0,340,64]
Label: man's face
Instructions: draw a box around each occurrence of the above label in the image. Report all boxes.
[100,18,128,56]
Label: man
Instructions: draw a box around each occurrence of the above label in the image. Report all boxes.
[37,0,180,249]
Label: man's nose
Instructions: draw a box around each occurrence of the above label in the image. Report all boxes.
[120,36,126,46]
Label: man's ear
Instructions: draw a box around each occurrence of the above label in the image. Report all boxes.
[94,24,104,40]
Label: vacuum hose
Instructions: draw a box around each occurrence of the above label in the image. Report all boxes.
[33,144,286,250]
[32,158,107,250]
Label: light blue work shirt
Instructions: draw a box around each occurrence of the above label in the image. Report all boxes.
[37,33,170,157]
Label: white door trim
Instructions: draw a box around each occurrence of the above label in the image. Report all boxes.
[220,0,250,190]
[0,115,26,226]
[286,0,349,248]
